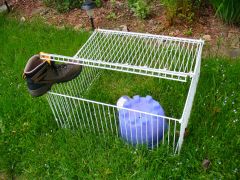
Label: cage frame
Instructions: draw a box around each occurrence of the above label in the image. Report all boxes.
[42,29,204,154]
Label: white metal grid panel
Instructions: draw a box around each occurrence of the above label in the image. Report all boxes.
[40,29,204,82]
[47,91,181,152]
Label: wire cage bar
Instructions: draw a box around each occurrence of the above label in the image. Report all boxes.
[42,29,204,154]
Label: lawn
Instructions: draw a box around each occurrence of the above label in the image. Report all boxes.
[0,15,240,179]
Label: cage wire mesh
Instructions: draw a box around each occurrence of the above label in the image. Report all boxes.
[43,29,204,154]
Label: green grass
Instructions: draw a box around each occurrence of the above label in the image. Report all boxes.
[84,71,189,119]
[0,15,240,179]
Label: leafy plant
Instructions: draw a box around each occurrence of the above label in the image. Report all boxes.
[56,0,70,12]
[210,0,240,24]
[161,0,206,24]
[184,27,192,36]
[127,0,150,19]
[106,12,117,20]
[128,0,137,8]
[178,12,195,23]
[133,0,150,19]
[95,0,102,7]
[43,0,83,13]
[161,0,177,24]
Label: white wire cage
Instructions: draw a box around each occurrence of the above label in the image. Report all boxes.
[42,29,204,154]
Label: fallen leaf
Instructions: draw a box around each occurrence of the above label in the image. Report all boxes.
[202,159,211,170]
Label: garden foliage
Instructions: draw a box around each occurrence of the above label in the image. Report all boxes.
[210,0,240,24]
[127,0,150,19]
[43,0,83,12]
[161,0,240,24]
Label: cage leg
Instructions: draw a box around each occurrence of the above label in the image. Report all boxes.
[177,55,201,153]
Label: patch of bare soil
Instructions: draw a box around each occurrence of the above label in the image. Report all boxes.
[9,0,240,58]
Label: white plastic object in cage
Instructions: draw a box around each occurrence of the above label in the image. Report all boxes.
[41,29,204,154]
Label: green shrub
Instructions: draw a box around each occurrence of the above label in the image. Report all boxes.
[161,0,194,24]
[106,12,117,20]
[161,0,206,24]
[55,0,70,12]
[210,0,240,24]
[133,0,150,19]
[161,0,177,24]
[162,0,240,25]
[128,0,150,19]
[95,0,102,7]
[43,0,83,13]
[128,0,137,7]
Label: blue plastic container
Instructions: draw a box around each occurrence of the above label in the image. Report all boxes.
[118,95,168,147]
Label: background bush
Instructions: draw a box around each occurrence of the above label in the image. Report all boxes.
[128,0,150,19]
[210,0,240,24]
[161,0,207,24]
[43,0,83,13]
[161,0,240,25]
